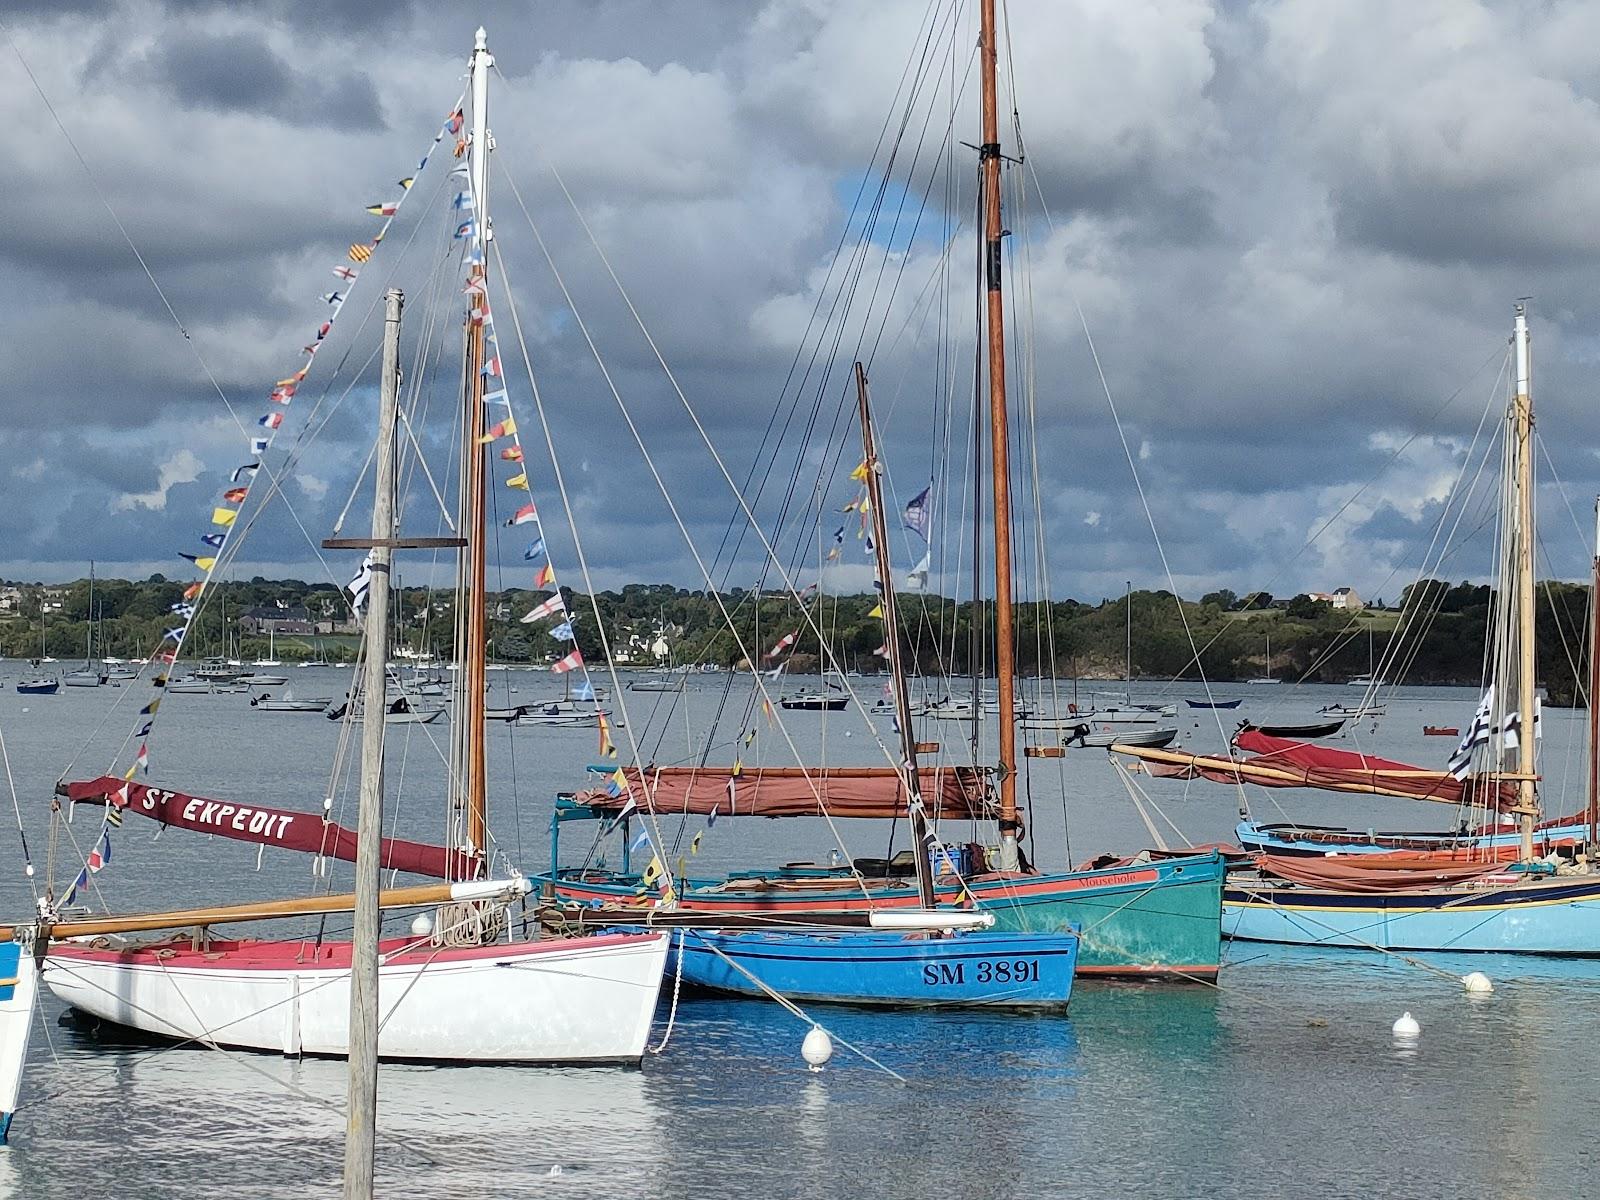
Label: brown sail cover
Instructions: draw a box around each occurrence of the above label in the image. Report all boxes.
[1256,852,1506,892]
[576,765,992,820]
[64,776,470,879]
[1119,734,1515,809]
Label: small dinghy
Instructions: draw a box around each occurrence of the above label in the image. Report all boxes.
[1238,719,1344,740]
[1064,724,1178,749]
[1423,725,1459,737]
[1185,698,1242,709]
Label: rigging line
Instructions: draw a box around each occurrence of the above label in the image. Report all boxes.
[495,226,884,901]
[0,724,36,898]
[521,168,913,779]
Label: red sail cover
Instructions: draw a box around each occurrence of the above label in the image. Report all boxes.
[577,765,991,820]
[1257,852,1506,893]
[65,776,470,879]
[1140,731,1514,808]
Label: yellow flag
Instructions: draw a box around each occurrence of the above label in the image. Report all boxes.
[194,556,216,571]
[849,460,869,482]
[348,243,373,263]
[506,472,528,490]
[690,831,703,855]
[641,855,662,885]
[212,507,237,527]
[868,603,884,618]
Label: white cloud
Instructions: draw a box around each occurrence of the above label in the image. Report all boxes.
[113,449,203,513]
[1083,511,1102,527]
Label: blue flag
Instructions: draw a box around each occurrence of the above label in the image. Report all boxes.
[550,621,574,641]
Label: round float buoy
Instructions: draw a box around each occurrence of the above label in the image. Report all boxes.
[547,1165,564,1178]
[410,912,434,938]
[802,1025,833,1070]
[1392,1011,1420,1038]
[1461,971,1493,994]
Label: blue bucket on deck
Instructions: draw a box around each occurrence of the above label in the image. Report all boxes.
[931,843,969,877]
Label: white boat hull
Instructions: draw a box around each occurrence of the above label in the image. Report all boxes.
[44,931,669,1063]
[1,941,37,1142]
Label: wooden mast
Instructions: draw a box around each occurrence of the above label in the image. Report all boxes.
[1511,302,1539,861]
[1589,494,1600,848]
[459,28,494,871]
[978,0,1020,870]
[856,363,936,908]
[343,286,402,1200]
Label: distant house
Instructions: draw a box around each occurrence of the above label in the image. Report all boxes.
[1329,587,1364,611]
[0,586,19,612]
[238,605,314,635]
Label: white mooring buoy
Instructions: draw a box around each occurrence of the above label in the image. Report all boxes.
[802,1025,834,1070]
[1392,1011,1421,1038]
[410,912,434,938]
[1461,971,1493,994]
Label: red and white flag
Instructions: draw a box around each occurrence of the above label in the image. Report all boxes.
[506,502,537,526]
[521,594,566,624]
[765,631,798,660]
[551,649,583,674]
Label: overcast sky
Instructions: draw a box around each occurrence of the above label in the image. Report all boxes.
[3,0,1599,605]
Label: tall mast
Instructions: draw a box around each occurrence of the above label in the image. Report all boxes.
[343,286,403,1200]
[455,28,494,872]
[979,0,1020,870]
[857,363,936,908]
[1511,302,1539,861]
[1588,495,1599,848]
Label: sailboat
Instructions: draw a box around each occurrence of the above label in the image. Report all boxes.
[63,564,107,687]
[1115,305,1600,953]
[542,3,1225,982]
[1246,631,1280,685]
[668,366,1078,1008]
[4,33,669,1104]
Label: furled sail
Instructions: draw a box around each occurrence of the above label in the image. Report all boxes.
[1255,853,1506,892]
[575,765,992,821]
[63,777,471,879]
[1113,731,1515,809]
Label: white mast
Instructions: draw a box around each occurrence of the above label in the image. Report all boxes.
[470,28,492,254]
[1511,302,1539,861]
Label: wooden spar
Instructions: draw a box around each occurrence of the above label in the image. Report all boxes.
[856,363,936,909]
[1589,494,1600,848]
[1110,743,1497,807]
[344,286,401,1200]
[1512,304,1539,859]
[1,883,469,942]
[978,0,1020,870]
[459,29,494,872]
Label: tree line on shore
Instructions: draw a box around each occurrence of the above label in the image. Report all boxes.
[0,575,1588,699]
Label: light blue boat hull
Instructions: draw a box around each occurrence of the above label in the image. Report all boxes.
[1225,874,1600,955]
[674,928,1079,1008]
[1237,819,1592,858]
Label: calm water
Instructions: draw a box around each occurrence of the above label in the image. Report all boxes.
[1,667,1595,1198]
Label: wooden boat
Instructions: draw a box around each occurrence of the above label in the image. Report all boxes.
[6,44,674,1130]
[1239,719,1344,739]
[1186,698,1242,709]
[1119,306,1600,953]
[675,926,1077,1009]
[1064,725,1178,749]
[1423,725,1459,736]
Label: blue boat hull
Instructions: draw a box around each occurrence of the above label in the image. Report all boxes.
[673,928,1079,1008]
[1225,874,1600,955]
[1237,819,1592,858]
[1185,698,1241,709]
[15,683,57,695]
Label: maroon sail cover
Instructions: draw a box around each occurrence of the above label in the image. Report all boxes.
[1257,852,1506,893]
[577,765,992,820]
[65,776,470,879]
[1136,732,1514,809]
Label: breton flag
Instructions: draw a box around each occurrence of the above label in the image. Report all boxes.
[507,502,537,526]
[333,265,359,281]
[477,416,516,444]
[1447,688,1495,779]
[765,631,797,660]
[259,412,283,430]
[905,550,932,590]
[365,201,399,216]
[551,649,583,674]
[521,594,566,624]
[348,552,376,617]
[903,485,932,540]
